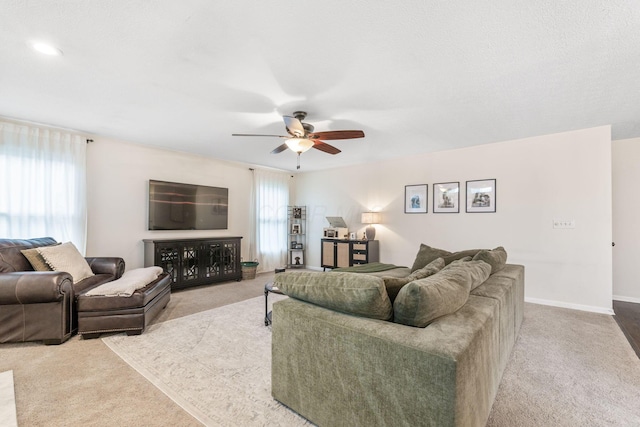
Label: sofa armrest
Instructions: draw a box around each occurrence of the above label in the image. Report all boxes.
[85,257,125,279]
[0,271,74,304]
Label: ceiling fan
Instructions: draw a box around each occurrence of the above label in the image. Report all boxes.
[232,111,365,169]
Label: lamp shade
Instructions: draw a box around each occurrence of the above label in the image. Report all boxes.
[285,138,314,153]
[361,212,381,224]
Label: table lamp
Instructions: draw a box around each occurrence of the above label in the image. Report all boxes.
[361,212,381,240]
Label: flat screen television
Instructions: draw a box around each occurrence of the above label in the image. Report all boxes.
[148,180,228,230]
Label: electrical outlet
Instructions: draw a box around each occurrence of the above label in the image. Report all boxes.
[553,219,575,229]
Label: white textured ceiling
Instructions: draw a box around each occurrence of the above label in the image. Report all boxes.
[1,1,639,172]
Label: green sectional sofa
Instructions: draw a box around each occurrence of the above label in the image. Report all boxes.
[271,245,524,427]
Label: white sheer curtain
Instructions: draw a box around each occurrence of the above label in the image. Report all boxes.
[0,120,87,252]
[252,169,289,272]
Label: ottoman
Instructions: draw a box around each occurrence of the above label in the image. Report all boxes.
[77,272,171,339]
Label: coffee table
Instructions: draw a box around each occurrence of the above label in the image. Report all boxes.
[264,282,284,326]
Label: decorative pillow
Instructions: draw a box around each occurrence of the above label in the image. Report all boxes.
[410,244,452,272]
[383,258,445,303]
[275,271,392,320]
[393,260,492,327]
[472,246,507,274]
[21,247,54,271]
[393,273,471,328]
[37,242,95,284]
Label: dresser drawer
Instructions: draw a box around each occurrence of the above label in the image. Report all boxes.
[352,243,367,252]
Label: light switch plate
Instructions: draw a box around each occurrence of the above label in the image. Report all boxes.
[553,219,575,229]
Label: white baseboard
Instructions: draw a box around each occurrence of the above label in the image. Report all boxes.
[525,297,614,315]
[613,294,640,304]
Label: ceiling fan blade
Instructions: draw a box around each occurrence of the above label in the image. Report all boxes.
[232,133,288,138]
[312,140,341,155]
[283,116,306,138]
[307,130,365,140]
[271,143,289,154]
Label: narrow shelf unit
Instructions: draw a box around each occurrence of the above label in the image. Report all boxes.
[287,206,306,268]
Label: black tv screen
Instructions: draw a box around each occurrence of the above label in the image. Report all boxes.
[148,180,228,230]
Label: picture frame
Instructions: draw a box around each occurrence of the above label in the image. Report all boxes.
[349,232,357,240]
[291,223,301,234]
[405,184,428,214]
[466,179,496,213]
[433,182,460,213]
[291,250,304,266]
[292,207,302,219]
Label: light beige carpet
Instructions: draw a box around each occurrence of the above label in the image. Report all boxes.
[103,294,310,426]
[104,298,640,427]
[487,304,640,427]
[0,371,18,427]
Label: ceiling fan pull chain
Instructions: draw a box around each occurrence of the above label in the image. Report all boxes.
[297,152,301,170]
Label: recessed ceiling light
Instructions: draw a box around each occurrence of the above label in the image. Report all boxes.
[31,42,63,56]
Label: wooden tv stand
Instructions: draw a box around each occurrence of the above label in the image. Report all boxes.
[143,237,242,290]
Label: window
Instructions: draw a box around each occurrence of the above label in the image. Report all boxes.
[252,169,289,271]
[0,121,87,251]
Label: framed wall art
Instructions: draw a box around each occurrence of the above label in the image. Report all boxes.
[466,179,496,213]
[405,184,428,213]
[433,182,460,213]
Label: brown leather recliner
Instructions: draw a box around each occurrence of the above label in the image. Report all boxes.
[0,237,125,344]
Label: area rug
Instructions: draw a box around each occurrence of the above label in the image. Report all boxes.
[104,296,640,426]
[103,295,309,426]
[0,370,18,427]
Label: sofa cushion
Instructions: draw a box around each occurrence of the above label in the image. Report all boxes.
[442,249,482,265]
[20,248,54,271]
[473,246,507,274]
[410,244,452,272]
[275,271,392,320]
[0,237,58,272]
[394,260,492,327]
[443,260,492,290]
[37,242,95,284]
[383,257,445,303]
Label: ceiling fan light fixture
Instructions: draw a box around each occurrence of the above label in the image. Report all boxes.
[285,138,314,153]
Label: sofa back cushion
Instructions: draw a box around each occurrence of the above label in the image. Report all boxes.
[394,260,492,327]
[442,249,482,265]
[410,244,451,272]
[0,237,58,273]
[410,244,484,272]
[472,246,508,274]
[275,271,393,320]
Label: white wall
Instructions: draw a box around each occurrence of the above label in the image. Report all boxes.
[612,137,640,302]
[295,126,613,313]
[86,138,253,270]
